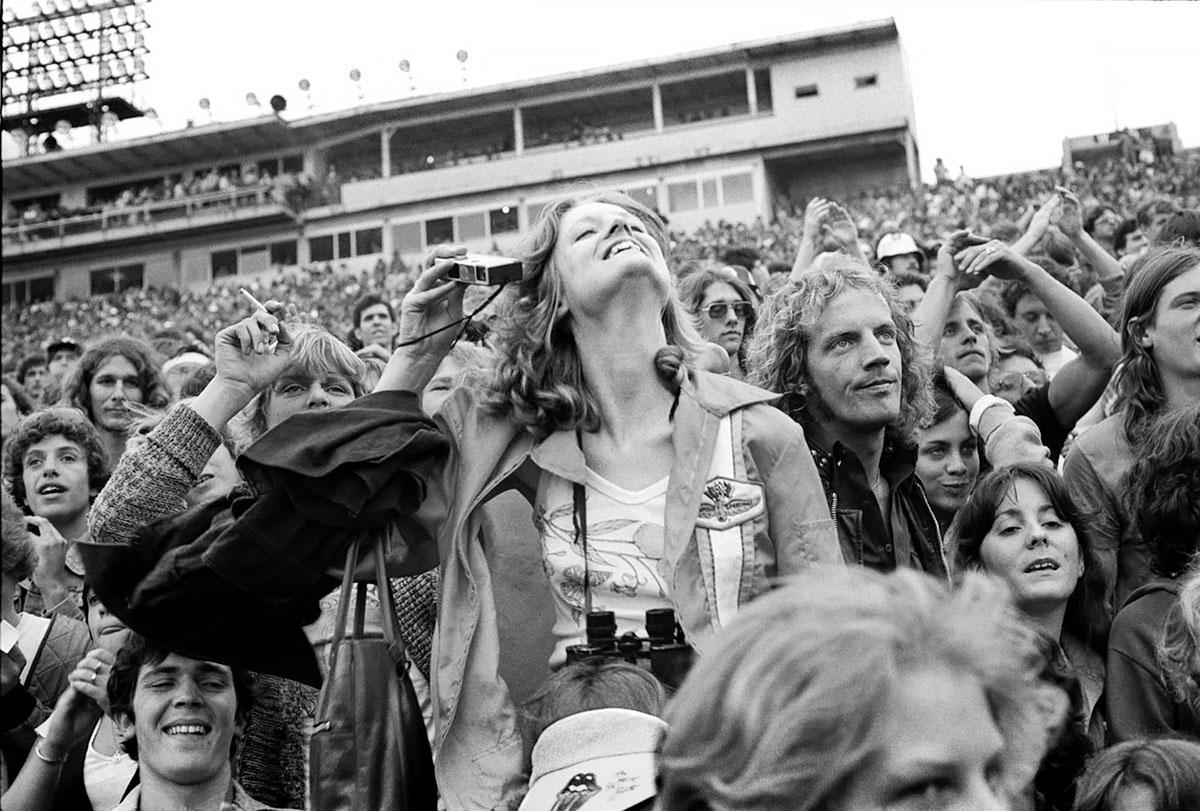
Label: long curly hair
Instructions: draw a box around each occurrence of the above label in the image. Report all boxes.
[1114,246,1200,444]
[676,266,758,374]
[480,191,704,440]
[746,254,934,446]
[950,464,1110,650]
[59,335,169,419]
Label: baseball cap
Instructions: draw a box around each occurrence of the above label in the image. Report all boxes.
[45,337,82,359]
[518,708,666,811]
[876,232,922,261]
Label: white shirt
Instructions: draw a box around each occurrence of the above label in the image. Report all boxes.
[536,468,672,668]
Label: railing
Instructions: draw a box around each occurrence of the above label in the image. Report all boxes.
[2,185,285,248]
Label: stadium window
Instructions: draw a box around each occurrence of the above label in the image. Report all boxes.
[211,250,238,279]
[455,212,486,243]
[2,275,55,306]
[90,264,144,295]
[721,173,754,205]
[270,240,298,266]
[355,227,384,256]
[282,155,304,174]
[309,235,334,263]
[391,222,422,255]
[667,181,700,213]
[794,84,819,99]
[854,74,878,89]
[425,217,454,246]
[623,186,658,211]
[701,178,719,209]
[753,68,773,113]
[489,206,519,234]
[257,159,278,177]
[336,232,353,259]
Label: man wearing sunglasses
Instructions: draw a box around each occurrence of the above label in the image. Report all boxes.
[912,239,1120,464]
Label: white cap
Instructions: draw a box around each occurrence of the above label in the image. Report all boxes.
[518,708,666,811]
[876,232,922,261]
[162,352,211,375]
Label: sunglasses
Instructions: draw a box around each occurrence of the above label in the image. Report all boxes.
[994,369,1049,391]
[703,301,752,320]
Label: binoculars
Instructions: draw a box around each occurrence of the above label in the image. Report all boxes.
[565,608,694,690]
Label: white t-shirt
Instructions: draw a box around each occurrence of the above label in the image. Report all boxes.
[84,720,137,811]
[1040,345,1078,380]
[535,468,672,668]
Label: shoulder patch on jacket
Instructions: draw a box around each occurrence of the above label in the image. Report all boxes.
[696,476,765,529]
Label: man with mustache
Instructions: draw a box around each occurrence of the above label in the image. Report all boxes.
[58,336,169,468]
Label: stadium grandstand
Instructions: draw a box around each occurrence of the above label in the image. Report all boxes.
[2,18,918,305]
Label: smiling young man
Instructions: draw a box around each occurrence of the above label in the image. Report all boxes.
[3,408,110,620]
[100,636,297,810]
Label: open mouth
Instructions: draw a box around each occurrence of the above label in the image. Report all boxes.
[163,723,212,736]
[603,240,642,259]
[37,483,67,496]
[1024,558,1060,573]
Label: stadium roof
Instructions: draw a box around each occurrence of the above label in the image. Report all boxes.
[2,18,898,198]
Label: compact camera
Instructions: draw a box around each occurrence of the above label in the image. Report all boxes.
[565,608,694,690]
[448,254,523,286]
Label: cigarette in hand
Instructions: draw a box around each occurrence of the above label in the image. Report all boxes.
[239,288,267,311]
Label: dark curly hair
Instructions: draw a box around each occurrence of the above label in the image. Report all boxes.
[1114,246,1200,444]
[59,335,169,422]
[950,463,1110,650]
[346,293,397,351]
[2,406,110,508]
[107,634,258,761]
[1126,402,1200,578]
[747,254,934,447]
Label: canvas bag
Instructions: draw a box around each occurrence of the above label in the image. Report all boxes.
[309,536,438,810]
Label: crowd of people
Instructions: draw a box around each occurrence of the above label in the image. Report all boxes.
[1,138,1199,811]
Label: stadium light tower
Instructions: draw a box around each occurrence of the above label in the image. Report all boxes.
[2,0,151,154]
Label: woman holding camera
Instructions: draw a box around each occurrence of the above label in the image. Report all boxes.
[235,191,840,809]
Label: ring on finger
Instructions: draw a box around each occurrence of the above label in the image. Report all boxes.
[89,670,97,683]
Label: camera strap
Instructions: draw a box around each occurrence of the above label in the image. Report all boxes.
[572,429,593,616]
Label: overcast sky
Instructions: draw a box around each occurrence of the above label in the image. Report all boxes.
[4,0,1197,182]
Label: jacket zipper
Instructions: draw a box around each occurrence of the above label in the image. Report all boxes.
[915,483,950,583]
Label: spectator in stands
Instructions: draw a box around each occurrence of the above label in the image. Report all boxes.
[676,267,757,380]
[657,567,1056,811]
[201,191,839,810]
[1160,563,1200,719]
[749,257,944,574]
[914,371,980,534]
[1,375,35,442]
[16,356,49,407]
[951,463,1109,746]
[1073,739,1200,811]
[1104,402,1200,742]
[1084,205,1123,257]
[990,339,1049,407]
[161,352,211,404]
[914,237,1120,464]
[45,339,82,390]
[875,231,926,275]
[2,585,135,810]
[890,270,927,315]
[0,486,92,788]
[1000,263,1080,379]
[3,407,110,621]
[1153,209,1200,248]
[59,336,168,467]
[1064,247,1200,623]
[346,293,399,363]
[6,635,297,811]
[1137,198,1181,246]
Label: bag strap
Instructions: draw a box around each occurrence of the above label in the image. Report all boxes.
[371,536,410,670]
[314,536,362,719]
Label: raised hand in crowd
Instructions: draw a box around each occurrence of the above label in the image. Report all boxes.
[189,301,293,431]
[790,198,866,280]
[1012,193,1063,256]
[374,244,467,395]
[1,648,112,811]
[24,516,81,621]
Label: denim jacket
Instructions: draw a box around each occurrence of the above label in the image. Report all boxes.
[408,370,839,810]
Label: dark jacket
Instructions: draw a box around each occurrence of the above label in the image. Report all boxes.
[1106,577,1200,743]
[810,441,948,581]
